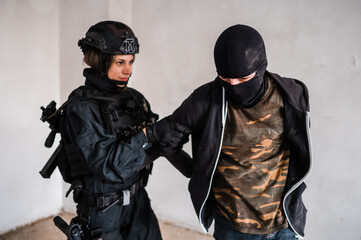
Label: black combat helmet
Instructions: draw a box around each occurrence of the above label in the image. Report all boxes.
[78,21,139,55]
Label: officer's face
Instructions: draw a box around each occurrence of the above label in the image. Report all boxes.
[107,54,135,86]
[219,72,256,85]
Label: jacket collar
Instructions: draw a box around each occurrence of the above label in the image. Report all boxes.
[83,68,118,93]
[265,71,309,112]
[214,71,309,112]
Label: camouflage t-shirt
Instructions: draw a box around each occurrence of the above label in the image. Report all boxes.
[212,77,289,234]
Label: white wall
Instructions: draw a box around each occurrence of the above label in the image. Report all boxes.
[1,0,361,239]
[0,0,62,234]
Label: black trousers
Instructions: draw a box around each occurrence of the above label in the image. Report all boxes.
[76,188,162,240]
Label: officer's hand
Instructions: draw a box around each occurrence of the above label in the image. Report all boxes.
[145,116,190,148]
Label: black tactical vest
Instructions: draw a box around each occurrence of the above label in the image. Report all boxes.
[57,86,157,183]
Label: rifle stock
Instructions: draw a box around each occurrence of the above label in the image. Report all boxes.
[39,143,63,178]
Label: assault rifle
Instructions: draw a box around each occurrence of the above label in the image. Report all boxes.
[40,101,59,148]
[39,143,63,178]
[39,101,62,178]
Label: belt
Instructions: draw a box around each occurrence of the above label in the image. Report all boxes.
[75,180,144,210]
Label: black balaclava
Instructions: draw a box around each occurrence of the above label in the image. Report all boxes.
[214,24,268,107]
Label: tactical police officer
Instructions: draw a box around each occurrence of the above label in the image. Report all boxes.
[57,21,190,240]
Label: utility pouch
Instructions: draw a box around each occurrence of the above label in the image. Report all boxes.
[40,97,90,184]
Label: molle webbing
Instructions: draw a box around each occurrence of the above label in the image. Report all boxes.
[71,86,156,139]
[63,142,90,177]
[58,86,155,182]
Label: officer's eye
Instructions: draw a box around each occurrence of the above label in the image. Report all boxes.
[116,61,124,65]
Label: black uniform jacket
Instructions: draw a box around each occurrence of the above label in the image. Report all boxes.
[171,71,312,238]
[65,69,154,193]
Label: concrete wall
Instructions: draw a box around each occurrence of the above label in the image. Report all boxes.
[1,0,361,239]
[0,0,62,233]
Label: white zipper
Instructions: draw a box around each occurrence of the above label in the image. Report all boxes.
[283,111,313,239]
[198,88,228,233]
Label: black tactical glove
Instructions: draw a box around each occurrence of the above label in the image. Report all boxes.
[145,116,191,148]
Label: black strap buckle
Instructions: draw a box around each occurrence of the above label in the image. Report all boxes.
[96,196,111,208]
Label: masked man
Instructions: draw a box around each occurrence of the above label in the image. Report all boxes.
[164,24,312,239]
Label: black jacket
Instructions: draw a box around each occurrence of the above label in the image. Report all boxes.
[64,69,156,193]
[171,71,312,238]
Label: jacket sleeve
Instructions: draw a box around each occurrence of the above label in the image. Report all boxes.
[165,150,193,178]
[171,86,209,134]
[143,143,193,178]
[162,88,210,177]
[65,99,150,183]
